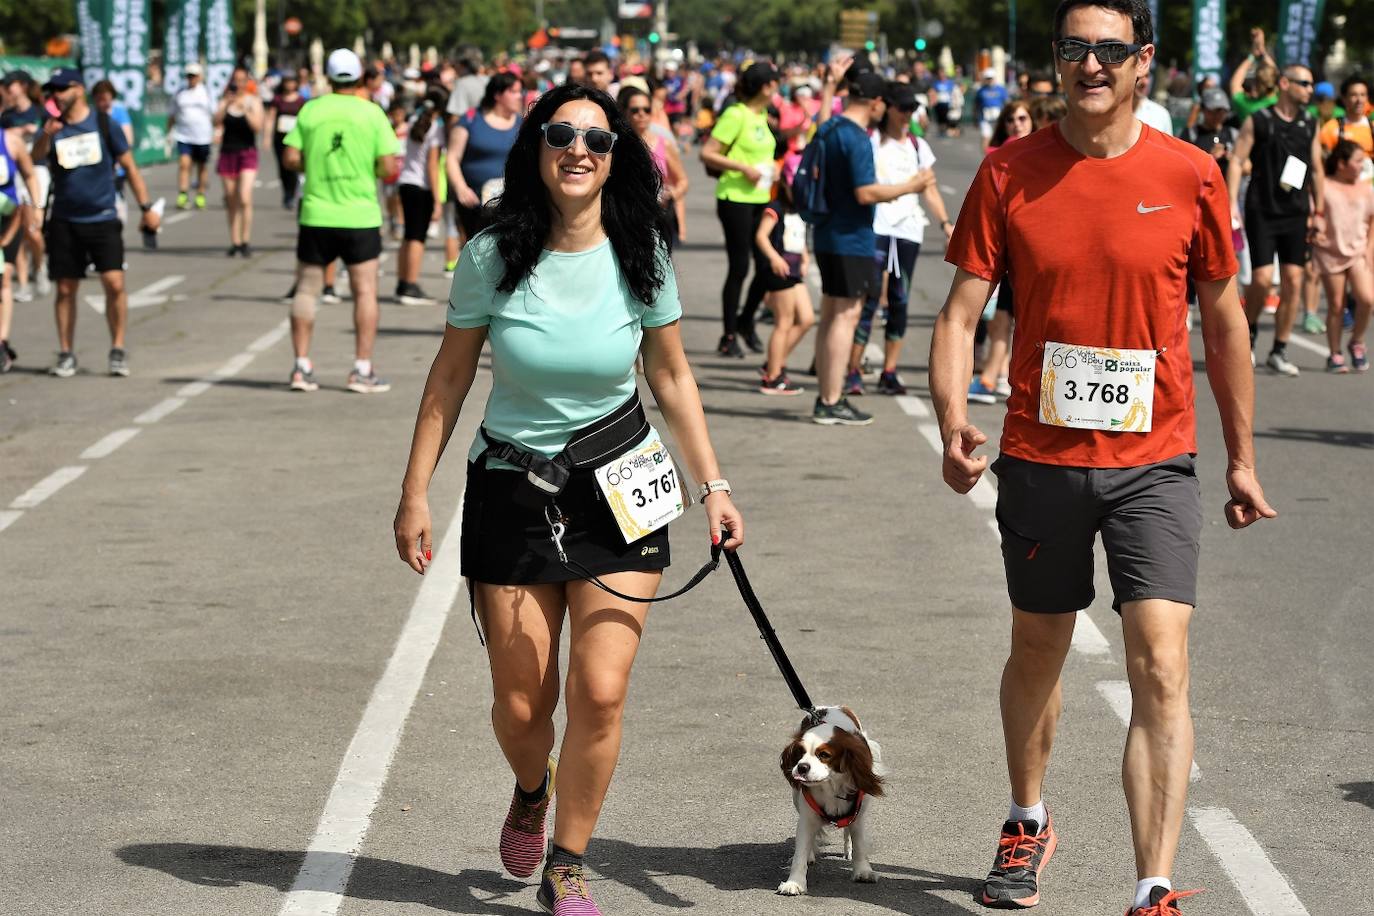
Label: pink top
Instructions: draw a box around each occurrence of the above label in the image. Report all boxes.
[649,134,668,178]
[1314,180,1374,273]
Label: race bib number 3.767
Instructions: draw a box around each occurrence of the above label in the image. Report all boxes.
[594,439,686,544]
[1039,341,1156,433]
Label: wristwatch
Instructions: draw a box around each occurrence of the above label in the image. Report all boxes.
[139,201,153,212]
[697,479,731,500]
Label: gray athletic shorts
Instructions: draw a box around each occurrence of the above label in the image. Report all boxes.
[991,452,1203,613]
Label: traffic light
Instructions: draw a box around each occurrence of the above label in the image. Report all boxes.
[648,31,660,43]
[914,37,927,51]
[864,40,875,51]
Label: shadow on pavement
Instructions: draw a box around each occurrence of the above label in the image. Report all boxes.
[1254,427,1373,449]
[1338,781,1374,810]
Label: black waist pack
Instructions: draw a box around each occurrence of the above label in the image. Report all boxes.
[480,393,650,506]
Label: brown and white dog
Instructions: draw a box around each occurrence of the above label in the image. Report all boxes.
[777,705,885,895]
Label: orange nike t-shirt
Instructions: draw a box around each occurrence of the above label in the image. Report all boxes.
[946,123,1239,469]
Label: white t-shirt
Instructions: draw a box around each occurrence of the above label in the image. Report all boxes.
[171,84,215,145]
[1135,97,1175,136]
[397,119,444,189]
[871,132,936,242]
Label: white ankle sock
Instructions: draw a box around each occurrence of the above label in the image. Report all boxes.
[1135,877,1171,908]
[295,357,313,372]
[1009,798,1047,830]
[354,358,372,376]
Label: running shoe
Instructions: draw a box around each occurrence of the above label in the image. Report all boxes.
[1265,351,1300,377]
[1350,342,1369,373]
[108,348,130,377]
[1326,354,1349,374]
[980,814,1057,909]
[1301,311,1326,334]
[288,366,319,392]
[1344,304,1356,330]
[396,282,436,306]
[844,370,865,396]
[0,340,14,374]
[739,324,765,353]
[195,193,207,209]
[34,269,51,296]
[239,243,253,258]
[995,376,1012,398]
[443,258,458,278]
[760,373,805,396]
[14,283,33,303]
[320,286,342,304]
[812,397,874,426]
[1262,292,1279,314]
[346,369,391,393]
[50,351,78,378]
[500,757,556,877]
[226,245,239,257]
[717,334,745,358]
[176,191,189,209]
[876,371,907,395]
[1126,886,1201,915]
[536,862,602,915]
[968,378,999,404]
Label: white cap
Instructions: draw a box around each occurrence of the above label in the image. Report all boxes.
[184,63,203,76]
[326,48,363,83]
[981,67,997,80]
[402,66,421,80]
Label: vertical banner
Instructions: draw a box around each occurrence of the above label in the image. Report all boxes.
[1146,0,1159,66]
[203,0,236,99]
[75,0,109,80]
[163,0,202,97]
[1192,0,1226,83]
[1276,0,1325,67]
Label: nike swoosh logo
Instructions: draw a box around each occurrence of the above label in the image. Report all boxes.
[1137,202,1171,214]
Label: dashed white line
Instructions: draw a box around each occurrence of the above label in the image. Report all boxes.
[162,211,194,226]
[177,380,213,398]
[1070,613,1112,657]
[80,428,142,460]
[10,466,88,510]
[895,394,930,418]
[0,510,22,532]
[247,321,290,353]
[136,397,187,425]
[1279,334,1327,358]
[214,351,255,379]
[278,495,467,916]
[1095,680,1201,781]
[1189,807,1311,916]
[940,184,957,194]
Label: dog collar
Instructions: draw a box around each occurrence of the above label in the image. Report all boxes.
[802,787,865,828]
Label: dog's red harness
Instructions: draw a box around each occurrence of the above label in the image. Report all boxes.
[802,787,865,828]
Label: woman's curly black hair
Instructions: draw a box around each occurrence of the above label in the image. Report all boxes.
[486,83,670,306]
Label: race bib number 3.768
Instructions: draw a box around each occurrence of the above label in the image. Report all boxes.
[594,439,686,544]
[1039,341,1156,433]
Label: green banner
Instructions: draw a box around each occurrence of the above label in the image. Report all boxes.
[163,0,202,97]
[203,0,236,98]
[77,0,168,165]
[0,56,77,86]
[1276,0,1325,67]
[1191,0,1226,83]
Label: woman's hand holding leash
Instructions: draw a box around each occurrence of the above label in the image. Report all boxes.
[706,491,744,551]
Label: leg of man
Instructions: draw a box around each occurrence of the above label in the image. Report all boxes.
[1120,599,1194,880]
[99,269,127,348]
[290,262,324,358]
[554,571,659,852]
[1243,261,1274,346]
[346,258,379,361]
[1002,609,1076,806]
[1273,262,1305,348]
[54,278,80,352]
[817,295,865,403]
[177,153,191,198]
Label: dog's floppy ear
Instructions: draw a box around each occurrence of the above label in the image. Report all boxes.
[831,729,885,797]
[779,739,805,787]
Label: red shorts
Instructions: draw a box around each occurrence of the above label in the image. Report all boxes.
[217,147,260,177]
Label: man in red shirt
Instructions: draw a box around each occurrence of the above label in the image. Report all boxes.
[929,1,1275,913]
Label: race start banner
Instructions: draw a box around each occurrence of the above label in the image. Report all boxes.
[1191,0,1226,83]
[163,0,203,97]
[1276,0,1326,67]
[76,0,166,165]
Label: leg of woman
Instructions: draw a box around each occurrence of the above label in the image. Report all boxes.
[785,283,816,357]
[402,240,423,284]
[738,206,769,336]
[553,570,661,854]
[1322,271,1348,358]
[717,199,754,338]
[1,262,12,345]
[221,173,241,247]
[238,168,256,247]
[763,289,795,379]
[882,239,919,373]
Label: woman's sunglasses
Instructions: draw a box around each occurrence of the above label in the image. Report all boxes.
[1055,38,1145,65]
[541,122,618,155]
[626,106,652,116]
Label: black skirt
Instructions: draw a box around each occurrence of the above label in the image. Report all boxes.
[461,460,672,585]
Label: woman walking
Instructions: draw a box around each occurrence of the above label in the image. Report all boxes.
[618,86,688,249]
[446,72,523,244]
[701,62,779,357]
[214,65,264,257]
[395,89,448,305]
[1314,140,1373,372]
[266,73,305,209]
[393,84,743,916]
[754,172,814,394]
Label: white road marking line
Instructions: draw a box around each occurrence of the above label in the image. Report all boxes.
[1095,680,1201,781]
[0,510,22,533]
[1280,334,1328,358]
[10,466,87,510]
[162,211,194,226]
[940,184,957,194]
[279,495,466,916]
[916,421,946,455]
[80,427,142,460]
[177,380,214,398]
[895,394,930,418]
[86,275,185,314]
[214,351,256,379]
[136,397,187,424]
[1189,807,1311,916]
[1071,613,1112,657]
[247,320,290,353]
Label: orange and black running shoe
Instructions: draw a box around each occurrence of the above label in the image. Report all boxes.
[1127,886,1202,915]
[980,812,1058,908]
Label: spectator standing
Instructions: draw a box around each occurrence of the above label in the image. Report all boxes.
[168,63,214,209]
[1319,75,1372,157]
[1229,29,1278,123]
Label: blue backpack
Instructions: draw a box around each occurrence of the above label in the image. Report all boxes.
[793,119,836,225]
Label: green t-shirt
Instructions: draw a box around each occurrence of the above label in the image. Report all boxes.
[283,93,400,229]
[711,103,777,204]
[1232,92,1277,121]
[447,232,683,467]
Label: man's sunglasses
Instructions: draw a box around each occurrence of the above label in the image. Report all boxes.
[1055,38,1145,65]
[1287,78,1314,88]
[541,122,618,155]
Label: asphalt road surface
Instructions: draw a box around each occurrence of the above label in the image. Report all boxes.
[2,131,1369,916]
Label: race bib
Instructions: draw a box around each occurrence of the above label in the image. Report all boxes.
[275,114,297,133]
[55,132,103,169]
[594,439,686,544]
[981,106,1002,123]
[782,213,806,254]
[480,177,504,205]
[1039,341,1156,433]
[1279,155,1307,191]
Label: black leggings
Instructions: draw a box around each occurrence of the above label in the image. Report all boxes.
[716,198,768,336]
[273,134,300,204]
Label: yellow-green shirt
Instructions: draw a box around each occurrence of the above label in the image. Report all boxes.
[711,104,776,204]
[284,93,401,229]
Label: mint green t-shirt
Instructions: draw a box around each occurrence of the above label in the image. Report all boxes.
[283,93,400,229]
[447,232,683,467]
[711,103,777,204]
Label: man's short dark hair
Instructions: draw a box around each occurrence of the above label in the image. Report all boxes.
[583,50,611,70]
[1053,0,1153,47]
[1340,74,1368,99]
